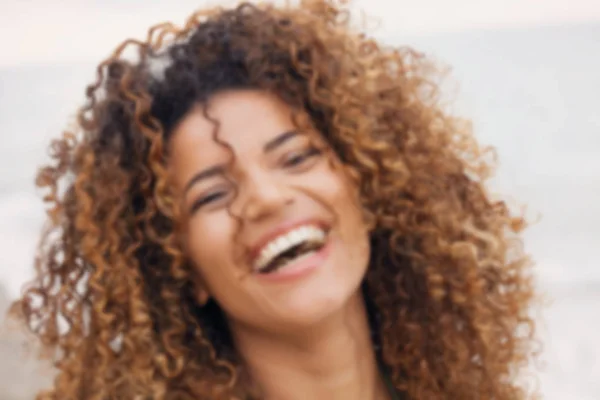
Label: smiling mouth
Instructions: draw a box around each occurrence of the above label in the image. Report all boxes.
[258,240,326,274]
[252,224,329,274]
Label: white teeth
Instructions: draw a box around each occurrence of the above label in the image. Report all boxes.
[254,225,327,272]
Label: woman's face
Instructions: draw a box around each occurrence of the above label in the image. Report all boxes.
[169,89,370,332]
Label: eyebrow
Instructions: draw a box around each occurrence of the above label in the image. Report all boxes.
[183,164,226,195]
[263,129,299,152]
[183,129,301,195]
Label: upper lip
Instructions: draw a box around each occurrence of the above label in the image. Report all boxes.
[247,218,330,266]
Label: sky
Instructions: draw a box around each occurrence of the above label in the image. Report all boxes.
[1,0,600,67]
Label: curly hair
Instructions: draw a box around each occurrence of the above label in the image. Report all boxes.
[9,0,538,399]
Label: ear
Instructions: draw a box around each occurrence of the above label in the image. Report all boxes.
[194,277,211,306]
[196,286,211,306]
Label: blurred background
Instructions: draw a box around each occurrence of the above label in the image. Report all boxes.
[0,0,598,398]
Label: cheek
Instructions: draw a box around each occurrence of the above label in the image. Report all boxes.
[321,167,370,252]
[184,214,237,285]
[318,166,364,221]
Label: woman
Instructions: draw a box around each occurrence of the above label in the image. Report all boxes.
[9,0,538,399]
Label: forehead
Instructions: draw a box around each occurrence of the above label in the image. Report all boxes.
[169,90,298,153]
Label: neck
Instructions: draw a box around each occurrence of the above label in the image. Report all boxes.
[230,292,390,400]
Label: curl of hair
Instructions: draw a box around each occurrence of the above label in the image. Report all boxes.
[10,1,538,399]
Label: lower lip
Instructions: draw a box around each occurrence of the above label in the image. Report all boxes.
[254,236,332,284]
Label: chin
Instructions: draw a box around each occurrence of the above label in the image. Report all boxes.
[274,284,361,329]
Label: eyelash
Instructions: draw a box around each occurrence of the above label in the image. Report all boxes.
[190,191,228,213]
[283,146,322,168]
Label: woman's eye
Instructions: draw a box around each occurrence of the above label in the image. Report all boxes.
[283,147,322,168]
[190,191,227,213]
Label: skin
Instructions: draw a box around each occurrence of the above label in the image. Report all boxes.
[168,89,390,399]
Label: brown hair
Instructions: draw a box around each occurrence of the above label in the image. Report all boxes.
[9,1,538,398]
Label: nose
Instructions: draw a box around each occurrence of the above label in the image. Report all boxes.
[236,172,293,222]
